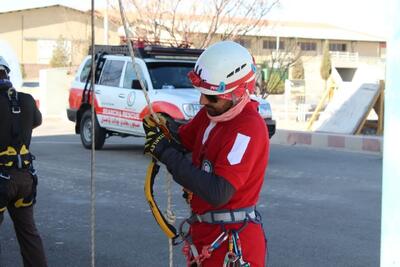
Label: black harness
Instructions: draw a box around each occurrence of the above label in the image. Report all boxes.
[0,88,37,211]
[0,88,34,169]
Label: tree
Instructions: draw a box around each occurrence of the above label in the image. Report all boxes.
[291,57,304,80]
[118,0,280,48]
[320,40,332,91]
[257,39,302,97]
[50,36,70,68]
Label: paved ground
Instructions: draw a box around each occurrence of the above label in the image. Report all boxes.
[0,133,382,267]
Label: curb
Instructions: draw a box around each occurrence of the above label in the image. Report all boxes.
[271,129,383,154]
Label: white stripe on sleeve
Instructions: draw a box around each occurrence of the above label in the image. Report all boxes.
[202,121,216,144]
[227,133,250,165]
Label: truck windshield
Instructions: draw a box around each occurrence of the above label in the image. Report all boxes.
[147,62,195,89]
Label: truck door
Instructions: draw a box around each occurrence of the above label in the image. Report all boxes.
[95,58,130,132]
[120,61,147,135]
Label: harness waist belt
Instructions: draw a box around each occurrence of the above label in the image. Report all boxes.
[191,206,257,224]
[0,145,33,169]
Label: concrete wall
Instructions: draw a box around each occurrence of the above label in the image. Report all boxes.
[356,41,380,57]
[38,68,74,117]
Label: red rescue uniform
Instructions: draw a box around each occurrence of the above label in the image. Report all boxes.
[179,101,269,267]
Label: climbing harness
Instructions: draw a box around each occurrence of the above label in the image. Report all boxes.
[188,206,258,224]
[0,88,34,169]
[0,87,37,212]
[182,230,229,266]
[179,207,261,266]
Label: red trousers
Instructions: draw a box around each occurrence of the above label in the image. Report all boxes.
[189,222,267,267]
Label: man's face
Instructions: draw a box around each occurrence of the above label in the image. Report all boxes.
[200,94,233,116]
[0,69,8,80]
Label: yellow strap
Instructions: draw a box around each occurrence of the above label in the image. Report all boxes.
[20,145,30,155]
[0,146,17,156]
[0,145,30,156]
[0,162,13,167]
[0,145,30,167]
[0,206,6,212]
[14,198,33,208]
[144,160,177,239]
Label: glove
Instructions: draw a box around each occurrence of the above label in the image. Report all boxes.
[143,116,171,161]
[143,113,185,152]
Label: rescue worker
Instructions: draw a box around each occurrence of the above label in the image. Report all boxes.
[0,56,47,267]
[143,41,269,267]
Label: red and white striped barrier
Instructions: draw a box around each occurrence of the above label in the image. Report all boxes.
[272,129,383,153]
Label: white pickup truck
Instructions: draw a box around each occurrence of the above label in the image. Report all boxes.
[67,45,276,149]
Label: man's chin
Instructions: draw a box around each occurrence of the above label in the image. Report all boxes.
[206,108,219,117]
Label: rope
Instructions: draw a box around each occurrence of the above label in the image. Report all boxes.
[166,171,176,267]
[117,1,176,265]
[117,0,160,124]
[90,1,96,266]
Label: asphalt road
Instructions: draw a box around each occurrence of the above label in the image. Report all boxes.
[0,134,382,267]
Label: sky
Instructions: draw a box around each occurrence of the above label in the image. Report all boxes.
[270,0,388,37]
[0,0,389,38]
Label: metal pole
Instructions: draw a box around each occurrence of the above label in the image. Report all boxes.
[381,0,400,265]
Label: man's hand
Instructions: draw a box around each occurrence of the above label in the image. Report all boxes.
[143,115,170,161]
[143,113,185,152]
[143,113,167,130]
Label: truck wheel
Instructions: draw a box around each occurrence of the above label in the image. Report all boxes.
[80,110,106,150]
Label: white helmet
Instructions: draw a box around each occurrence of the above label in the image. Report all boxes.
[0,56,10,74]
[188,41,256,100]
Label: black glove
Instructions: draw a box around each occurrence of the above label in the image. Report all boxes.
[144,113,182,140]
[143,116,171,161]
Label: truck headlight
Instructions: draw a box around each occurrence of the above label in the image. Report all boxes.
[182,103,202,118]
[258,103,272,118]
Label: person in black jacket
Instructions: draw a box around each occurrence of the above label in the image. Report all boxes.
[0,56,47,267]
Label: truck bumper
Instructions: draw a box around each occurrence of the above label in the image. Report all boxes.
[67,108,77,122]
[264,118,276,138]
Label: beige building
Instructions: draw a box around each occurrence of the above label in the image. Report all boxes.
[0,4,120,77]
[234,21,386,102]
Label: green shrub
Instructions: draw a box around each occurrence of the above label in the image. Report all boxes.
[291,58,304,80]
[50,36,69,68]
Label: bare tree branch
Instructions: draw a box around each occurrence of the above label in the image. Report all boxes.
[118,0,280,48]
[259,38,302,98]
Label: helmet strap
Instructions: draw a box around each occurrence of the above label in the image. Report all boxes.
[207,94,250,123]
[231,93,237,105]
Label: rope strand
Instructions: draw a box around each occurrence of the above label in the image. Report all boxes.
[166,171,175,267]
[117,2,176,265]
[90,0,96,266]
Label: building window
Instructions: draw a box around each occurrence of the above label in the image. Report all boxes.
[237,39,251,48]
[263,40,285,50]
[299,42,316,51]
[329,43,347,52]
